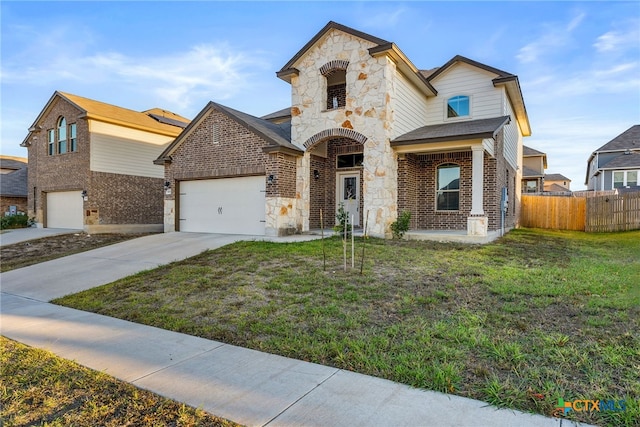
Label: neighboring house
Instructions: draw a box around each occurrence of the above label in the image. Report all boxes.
[0,155,28,215]
[586,125,640,191]
[522,145,546,193]
[21,91,189,232]
[155,21,531,240]
[543,173,571,192]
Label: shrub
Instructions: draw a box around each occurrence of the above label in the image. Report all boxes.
[0,213,31,230]
[390,210,411,239]
[333,203,352,237]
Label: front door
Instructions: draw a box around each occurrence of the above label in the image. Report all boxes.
[337,172,360,226]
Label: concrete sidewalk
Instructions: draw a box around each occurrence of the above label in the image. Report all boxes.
[0,232,589,426]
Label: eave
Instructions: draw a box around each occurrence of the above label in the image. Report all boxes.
[369,43,437,97]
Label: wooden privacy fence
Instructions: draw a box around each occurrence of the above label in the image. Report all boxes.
[586,191,640,232]
[521,195,586,231]
[521,192,640,232]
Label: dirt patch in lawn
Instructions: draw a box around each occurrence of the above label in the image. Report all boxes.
[1,233,153,272]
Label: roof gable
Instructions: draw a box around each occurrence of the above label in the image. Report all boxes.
[277,21,390,76]
[22,91,189,146]
[155,102,302,164]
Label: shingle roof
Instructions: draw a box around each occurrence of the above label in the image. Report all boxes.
[599,151,640,169]
[155,101,302,164]
[391,116,510,145]
[545,183,571,192]
[22,92,190,147]
[0,156,28,197]
[594,125,640,152]
[522,166,544,178]
[60,92,189,135]
[261,107,291,122]
[544,173,571,181]
[523,145,546,156]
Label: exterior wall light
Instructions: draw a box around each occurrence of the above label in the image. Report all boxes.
[81,190,88,201]
[267,174,275,185]
[314,169,320,180]
[164,181,172,195]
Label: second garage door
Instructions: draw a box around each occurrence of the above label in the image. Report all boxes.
[179,176,265,235]
[47,191,84,229]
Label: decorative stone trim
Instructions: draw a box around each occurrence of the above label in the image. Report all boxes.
[319,60,349,76]
[303,128,368,150]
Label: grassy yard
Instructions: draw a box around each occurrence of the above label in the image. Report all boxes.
[0,337,238,426]
[55,229,640,426]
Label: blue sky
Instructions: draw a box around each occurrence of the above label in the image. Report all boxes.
[2,1,639,190]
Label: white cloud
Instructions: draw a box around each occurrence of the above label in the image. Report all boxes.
[516,11,585,64]
[593,21,640,53]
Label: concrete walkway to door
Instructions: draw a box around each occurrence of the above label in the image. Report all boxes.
[1,232,590,427]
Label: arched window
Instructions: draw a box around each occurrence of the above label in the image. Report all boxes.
[447,95,469,118]
[326,69,346,110]
[57,117,67,154]
[437,163,460,210]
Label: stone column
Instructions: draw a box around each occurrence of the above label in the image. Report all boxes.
[470,145,485,215]
[468,145,488,236]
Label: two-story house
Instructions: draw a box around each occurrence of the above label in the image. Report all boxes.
[21,91,189,232]
[155,21,531,241]
[586,125,640,191]
[521,146,547,193]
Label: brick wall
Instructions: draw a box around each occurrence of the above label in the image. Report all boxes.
[1,196,27,215]
[25,97,90,225]
[26,95,168,230]
[89,171,163,224]
[266,152,297,198]
[396,133,517,232]
[165,108,272,196]
[308,137,364,228]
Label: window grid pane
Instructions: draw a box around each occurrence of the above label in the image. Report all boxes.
[437,164,460,210]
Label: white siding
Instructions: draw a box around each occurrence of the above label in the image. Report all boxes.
[392,70,429,139]
[89,122,174,178]
[502,92,520,170]
[426,63,503,124]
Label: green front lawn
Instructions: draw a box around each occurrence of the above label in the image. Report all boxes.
[55,229,640,426]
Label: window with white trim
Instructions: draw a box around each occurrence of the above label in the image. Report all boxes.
[48,129,55,155]
[447,95,470,118]
[436,163,460,210]
[57,117,67,154]
[613,170,639,189]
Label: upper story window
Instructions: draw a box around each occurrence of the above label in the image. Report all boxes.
[320,60,349,111]
[48,129,55,156]
[326,69,346,110]
[447,95,470,118]
[57,117,67,154]
[436,163,460,211]
[47,116,77,155]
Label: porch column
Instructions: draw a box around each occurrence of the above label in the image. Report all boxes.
[470,145,485,215]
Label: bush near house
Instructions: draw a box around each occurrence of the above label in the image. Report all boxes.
[0,213,31,230]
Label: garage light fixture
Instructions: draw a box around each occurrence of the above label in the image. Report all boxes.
[267,174,275,185]
[81,190,88,201]
[314,169,320,180]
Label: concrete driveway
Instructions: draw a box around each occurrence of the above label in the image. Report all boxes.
[0,227,81,246]
[0,232,319,301]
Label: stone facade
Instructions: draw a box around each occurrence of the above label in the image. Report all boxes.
[289,29,397,237]
[24,96,168,233]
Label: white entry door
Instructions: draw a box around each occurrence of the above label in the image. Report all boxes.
[179,176,265,235]
[337,172,360,226]
[46,191,84,229]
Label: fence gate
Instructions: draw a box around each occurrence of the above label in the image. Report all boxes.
[586,192,640,232]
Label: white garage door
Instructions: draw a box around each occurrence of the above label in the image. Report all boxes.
[47,191,84,229]
[179,176,265,235]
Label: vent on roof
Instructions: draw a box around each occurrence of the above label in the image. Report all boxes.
[148,113,188,128]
